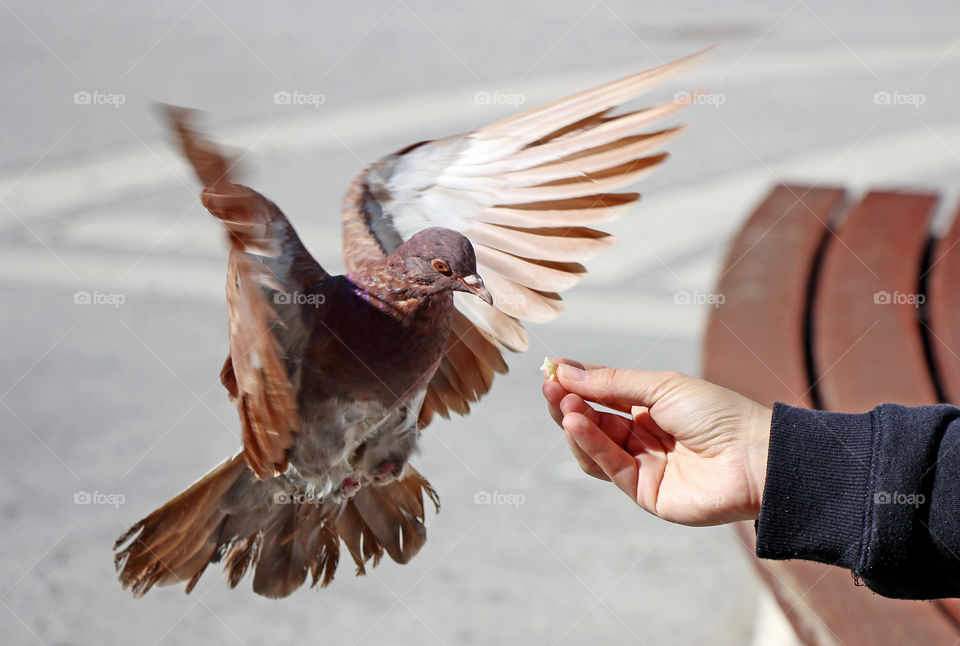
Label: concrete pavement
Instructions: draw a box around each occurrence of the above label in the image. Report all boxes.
[3,2,960,644]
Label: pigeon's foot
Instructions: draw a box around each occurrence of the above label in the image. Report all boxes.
[340,476,361,498]
[370,459,404,484]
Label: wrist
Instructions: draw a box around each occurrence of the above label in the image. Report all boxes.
[746,404,773,518]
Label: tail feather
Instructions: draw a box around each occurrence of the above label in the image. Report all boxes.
[350,488,423,565]
[222,533,260,589]
[115,457,439,598]
[114,453,248,596]
[305,523,341,588]
[335,499,384,575]
[252,504,310,598]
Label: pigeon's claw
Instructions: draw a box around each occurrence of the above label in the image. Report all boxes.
[340,477,361,498]
[370,459,403,484]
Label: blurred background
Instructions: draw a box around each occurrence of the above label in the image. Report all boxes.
[3,1,960,644]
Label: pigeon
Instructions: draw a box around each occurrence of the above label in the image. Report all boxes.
[114,51,704,598]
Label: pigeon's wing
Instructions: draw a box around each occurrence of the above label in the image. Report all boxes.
[168,107,329,479]
[340,52,704,425]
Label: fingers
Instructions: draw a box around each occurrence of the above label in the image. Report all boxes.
[544,358,680,492]
[563,429,609,480]
[543,382,609,480]
[558,394,609,480]
[562,412,639,500]
[543,366,615,426]
[564,406,637,482]
[543,357,601,427]
[542,380,567,427]
[559,392,599,424]
[551,357,608,371]
[556,365,687,413]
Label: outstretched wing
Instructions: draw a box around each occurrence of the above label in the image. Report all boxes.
[340,52,705,426]
[168,107,328,479]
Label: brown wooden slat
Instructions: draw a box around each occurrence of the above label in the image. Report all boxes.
[820,193,960,635]
[924,204,960,634]
[928,205,960,404]
[813,191,939,413]
[894,206,960,629]
[941,601,960,630]
[707,186,960,646]
[732,523,960,646]
[703,184,846,408]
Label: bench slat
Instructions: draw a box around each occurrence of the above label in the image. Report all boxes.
[703,184,846,408]
[928,205,960,403]
[888,202,960,628]
[708,186,960,645]
[813,191,939,412]
[731,523,960,646]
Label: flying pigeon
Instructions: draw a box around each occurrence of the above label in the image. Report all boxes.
[114,52,704,598]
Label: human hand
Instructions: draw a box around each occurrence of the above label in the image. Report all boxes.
[542,361,772,526]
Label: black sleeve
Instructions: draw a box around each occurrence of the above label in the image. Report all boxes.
[755,402,960,599]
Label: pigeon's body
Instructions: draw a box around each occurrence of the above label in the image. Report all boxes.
[289,269,458,489]
[115,52,705,598]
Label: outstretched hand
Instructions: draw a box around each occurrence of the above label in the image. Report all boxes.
[542,361,772,526]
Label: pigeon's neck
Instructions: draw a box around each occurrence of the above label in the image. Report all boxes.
[346,265,451,323]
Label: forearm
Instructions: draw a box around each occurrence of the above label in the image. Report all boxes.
[755,402,960,599]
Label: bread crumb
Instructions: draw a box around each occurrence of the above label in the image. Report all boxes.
[540,357,558,381]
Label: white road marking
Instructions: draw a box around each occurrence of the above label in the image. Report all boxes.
[591,123,960,288]
[7,122,960,340]
[3,39,959,220]
[3,40,960,339]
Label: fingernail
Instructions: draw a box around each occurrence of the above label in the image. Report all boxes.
[557,364,585,381]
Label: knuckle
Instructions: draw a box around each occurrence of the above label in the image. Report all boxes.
[657,370,689,395]
[661,370,686,383]
[591,367,620,388]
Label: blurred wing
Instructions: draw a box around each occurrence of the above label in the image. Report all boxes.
[168,107,329,479]
[340,52,705,425]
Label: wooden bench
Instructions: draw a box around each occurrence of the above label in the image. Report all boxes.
[703,184,960,645]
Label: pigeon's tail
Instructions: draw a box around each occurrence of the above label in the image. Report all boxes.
[114,455,440,598]
[113,453,259,596]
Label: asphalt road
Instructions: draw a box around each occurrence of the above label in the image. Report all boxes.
[3,2,960,645]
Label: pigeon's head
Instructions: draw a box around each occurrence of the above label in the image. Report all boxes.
[396,227,493,305]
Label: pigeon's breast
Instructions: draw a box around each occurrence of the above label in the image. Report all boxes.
[309,286,454,401]
[288,389,424,487]
[289,282,452,486]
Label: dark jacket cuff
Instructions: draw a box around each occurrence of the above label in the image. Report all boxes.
[755,402,875,571]
[756,402,960,599]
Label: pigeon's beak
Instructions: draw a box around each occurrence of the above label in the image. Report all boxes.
[458,274,493,306]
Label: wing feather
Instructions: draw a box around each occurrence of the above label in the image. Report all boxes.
[474,246,585,292]
[340,52,707,425]
[167,107,327,479]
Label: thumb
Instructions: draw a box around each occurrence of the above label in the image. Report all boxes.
[555,365,685,412]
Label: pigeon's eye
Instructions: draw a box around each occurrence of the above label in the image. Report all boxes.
[432,259,451,275]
